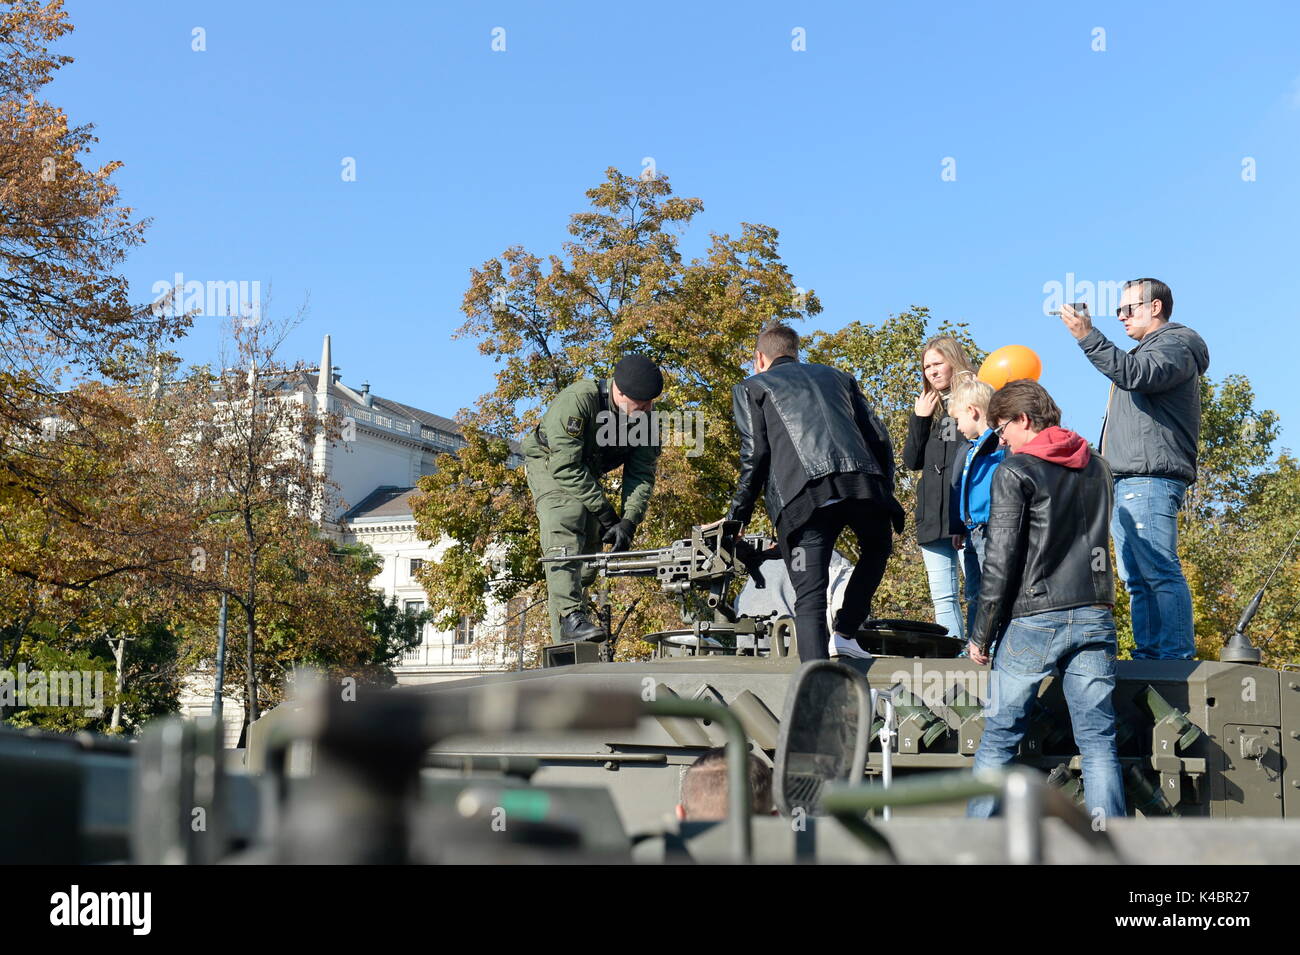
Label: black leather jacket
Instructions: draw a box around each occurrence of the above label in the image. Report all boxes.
[969,446,1116,654]
[725,357,895,526]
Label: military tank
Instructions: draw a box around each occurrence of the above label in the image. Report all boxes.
[372,521,1299,862]
[7,521,1298,864]
[405,523,1295,826]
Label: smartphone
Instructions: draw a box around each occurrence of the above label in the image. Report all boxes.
[1049,302,1090,317]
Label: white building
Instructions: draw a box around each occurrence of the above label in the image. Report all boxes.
[179,335,522,734]
[337,486,526,683]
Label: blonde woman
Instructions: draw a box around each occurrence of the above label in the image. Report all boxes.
[902,336,978,639]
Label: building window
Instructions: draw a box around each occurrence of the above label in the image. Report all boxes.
[455,615,475,646]
[399,600,425,661]
[422,428,462,451]
[409,558,423,577]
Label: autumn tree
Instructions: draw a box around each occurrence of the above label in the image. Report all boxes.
[0,0,186,556]
[0,1,184,372]
[0,373,199,706]
[0,0,190,723]
[2,317,414,733]
[0,3,587,727]
[1172,375,1298,665]
[141,314,361,736]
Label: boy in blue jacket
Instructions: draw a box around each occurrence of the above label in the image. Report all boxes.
[949,372,1007,636]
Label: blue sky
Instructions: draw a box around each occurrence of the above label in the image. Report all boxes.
[54,1,1300,451]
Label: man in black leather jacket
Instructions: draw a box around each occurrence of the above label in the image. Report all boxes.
[965,379,1126,821]
[723,324,904,661]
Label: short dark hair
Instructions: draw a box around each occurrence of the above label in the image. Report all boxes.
[1124,277,1173,321]
[756,323,799,360]
[988,379,1061,433]
[679,748,773,820]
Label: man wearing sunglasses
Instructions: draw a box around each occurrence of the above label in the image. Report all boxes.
[1058,279,1209,660]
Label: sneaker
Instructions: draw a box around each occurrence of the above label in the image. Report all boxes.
[829,632,873,660]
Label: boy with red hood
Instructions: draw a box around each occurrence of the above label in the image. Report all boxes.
[966,380,1126,822]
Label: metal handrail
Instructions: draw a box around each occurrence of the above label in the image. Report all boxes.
[873,690,896,821]
[820,768,1123,864]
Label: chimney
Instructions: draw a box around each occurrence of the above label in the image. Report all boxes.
[312,335,334,523]
[360,381,373,408]
[317,335,332,406]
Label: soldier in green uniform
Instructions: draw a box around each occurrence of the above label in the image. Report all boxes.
[523,355,665,643]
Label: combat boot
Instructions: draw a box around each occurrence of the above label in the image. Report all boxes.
[560,611,607,643]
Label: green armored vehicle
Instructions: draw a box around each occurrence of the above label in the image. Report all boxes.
[7,521,1298,864]
[385,520,1300,862]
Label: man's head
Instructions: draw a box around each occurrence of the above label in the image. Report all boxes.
[611,354,663,414]
[1117,278,1173,342]
[949,371,994,440]
[675,748,774,821]
[753,323,799,373]
[987,379,1061,453]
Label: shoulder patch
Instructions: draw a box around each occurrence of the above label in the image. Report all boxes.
[564,415,584,437]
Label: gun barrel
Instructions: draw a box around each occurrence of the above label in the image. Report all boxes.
[539,548,662,564]
[606,563,661,575]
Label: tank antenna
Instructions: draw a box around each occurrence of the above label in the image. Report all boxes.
[1221,524,1300,664]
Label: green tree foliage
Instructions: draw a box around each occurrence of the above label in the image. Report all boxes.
[1173,375,1297,665]
[2,640,116,733]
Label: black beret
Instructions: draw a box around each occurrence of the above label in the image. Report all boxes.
[613,354,664,401]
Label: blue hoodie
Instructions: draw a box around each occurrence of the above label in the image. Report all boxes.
[951,427,1007,530]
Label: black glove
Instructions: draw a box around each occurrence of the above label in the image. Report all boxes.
[734,538,781,589]
[602,518,635,553]
[597,506,620,534]
[888,498,906,535]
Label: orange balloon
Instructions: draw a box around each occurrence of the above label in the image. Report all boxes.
[978,345,1042,389]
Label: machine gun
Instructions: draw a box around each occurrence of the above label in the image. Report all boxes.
[540,521,780,653]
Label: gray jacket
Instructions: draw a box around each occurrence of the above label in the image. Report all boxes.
[1077,321,1210,484]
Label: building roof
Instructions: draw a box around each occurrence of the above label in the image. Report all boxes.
[302,371,520,455]
[303,373,460,434]
[341,486,422,523]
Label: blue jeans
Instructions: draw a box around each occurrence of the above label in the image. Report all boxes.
[1111,477,1194,660]
[962,526,987,638]
[967,607,1127,822]
[920,539,964,640]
